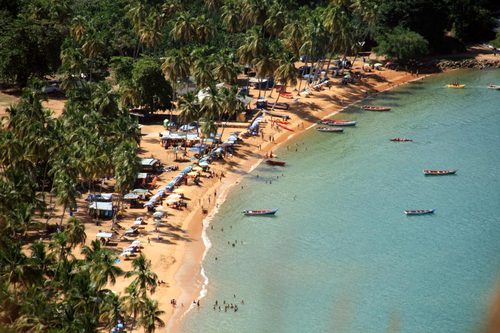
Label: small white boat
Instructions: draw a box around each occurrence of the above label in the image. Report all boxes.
[317,127,344,133]
[404,209,435,215]
[488,84,500,90]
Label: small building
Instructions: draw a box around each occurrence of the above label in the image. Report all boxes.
[89,201,114,219]
[140,158,161,173]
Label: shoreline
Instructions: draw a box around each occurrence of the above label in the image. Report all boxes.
[166,70,431,333]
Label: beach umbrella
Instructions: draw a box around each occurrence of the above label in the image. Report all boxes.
[153,211,164,218]
[166,197,180,204]
[199,161,209,167]
[193,166,203,172]
[155,206,168,212]
[168,193,182,200]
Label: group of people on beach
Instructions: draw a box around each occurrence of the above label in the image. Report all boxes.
[212,297,244,313]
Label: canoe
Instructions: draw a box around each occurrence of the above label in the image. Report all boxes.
[447,84,465,89]
[390,138,413,142]
[266,159,286,167]
[317,126,343,133]
[243,209,278,216]
[362,105,391,111]
[319,120,357,127]
[404,209,435,215]
[488,84,500,90]
[423,169,457,175]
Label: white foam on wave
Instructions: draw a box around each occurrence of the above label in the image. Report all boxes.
[177,181,236,321]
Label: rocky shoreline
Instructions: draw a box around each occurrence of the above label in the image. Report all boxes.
[435,57,500,70]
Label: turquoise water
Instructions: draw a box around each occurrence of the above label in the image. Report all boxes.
[181,70,500,333]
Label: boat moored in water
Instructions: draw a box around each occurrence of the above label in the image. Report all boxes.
[317,126,344,133]
[423,169,457,175]
[266,159,286,167]
[243,209,278,216]
[318,120,357,127]
[488,84,500,90]
[404,209,435,215]
[390,138,413,142]
[362,105,391,111]
[447,83,465,89]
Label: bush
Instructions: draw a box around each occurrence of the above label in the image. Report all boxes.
[375,27,429,65]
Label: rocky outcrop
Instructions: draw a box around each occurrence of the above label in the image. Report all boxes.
[436,58,500,70]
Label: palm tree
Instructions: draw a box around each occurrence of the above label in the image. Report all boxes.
[213,53,240,85]
[193,56,215,88]
[161,0,182,17]
[138,297,165,333]
[241,0,270,27]
[273,57,298,110]
[282,21,304,58]
[91,251,124,289]
[254,52,277,98]
[264,3,287,37]
[70,16,87,42]
[99,291,125,331]
[170,12,196,44]
[178,92,201,126]
[194,15,214,43]
[218,86,245,137]
[123,284,144,330]
[113,140,139,212]
[52,169,79,226]
[139,14,164,50]
[203,0,221,12]
[161,48,191,101]
[221,1,242,33]
[125,254,158,296]
[65,217,86,248]
[199,116,217,144]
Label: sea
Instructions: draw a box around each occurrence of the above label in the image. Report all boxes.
[180,69,500,333]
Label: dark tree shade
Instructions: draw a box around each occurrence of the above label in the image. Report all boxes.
[131,57,173,113]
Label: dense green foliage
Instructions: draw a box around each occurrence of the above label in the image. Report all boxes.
[0,0,498,331]
[0,0,497,87]
[375,27,429,64]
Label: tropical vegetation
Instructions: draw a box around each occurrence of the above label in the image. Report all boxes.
[0,0,498,331]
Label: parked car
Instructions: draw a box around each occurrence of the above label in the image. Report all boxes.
[42,80,61,94]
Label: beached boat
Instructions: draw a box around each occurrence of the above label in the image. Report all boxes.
[266,159,286,167]
[404,209,435,215]
[317,126,343,133]
[362,105,391,111]
[243,209,278,216]
[423,169,457,175]
[319,120,357,127]
[488,84,500,90]
[447,83,465,89]
[390,138,413,142]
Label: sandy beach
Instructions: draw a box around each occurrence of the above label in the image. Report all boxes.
[2,49,498,332]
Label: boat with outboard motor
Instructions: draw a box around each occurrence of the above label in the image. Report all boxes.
[423,169,457,175]
[404,209,435,215]
[362,105,391,111]
[242,209,278,216]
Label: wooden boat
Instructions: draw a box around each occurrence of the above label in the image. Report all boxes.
[404,209,435,215]
[266,159,286,167]
[488,84,500,90]
[390,138,413,142]
[423,169,457,175]
[362,105,391,111]
[447,83,465,89]
[317,126,343,133]
[319,120,357,127]
[243,209,278,216]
